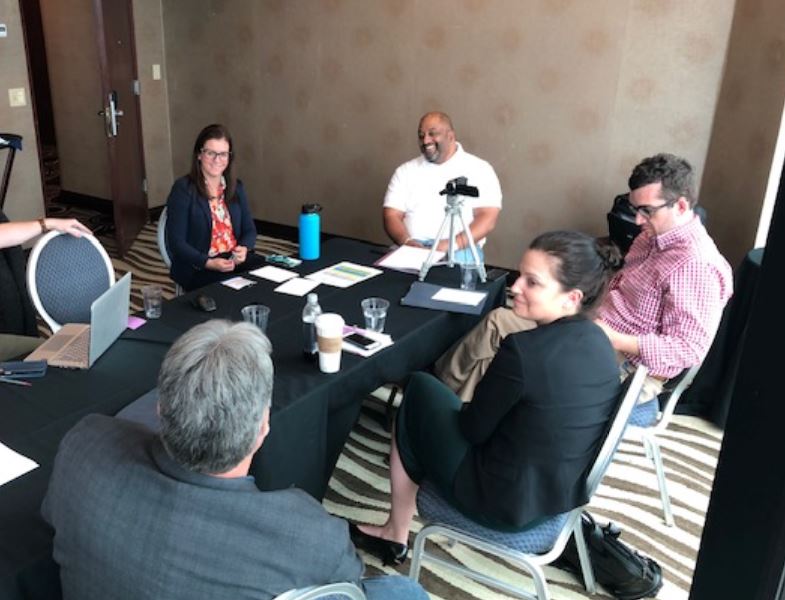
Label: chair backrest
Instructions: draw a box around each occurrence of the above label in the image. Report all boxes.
[653,363,701,433]
[607,193,640,255]
[586,364,649,497]
[273,582,366,600]
[156,206,172,269]
[26,231,115,333]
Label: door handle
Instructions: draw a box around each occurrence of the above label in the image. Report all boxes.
[98,91,124,137]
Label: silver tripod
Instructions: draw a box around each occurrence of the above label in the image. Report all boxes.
[419,177,487,283]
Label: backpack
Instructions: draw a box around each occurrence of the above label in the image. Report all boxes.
[555,511,663,600]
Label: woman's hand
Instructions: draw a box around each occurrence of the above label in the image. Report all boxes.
[205,257,236,272]
[231,245,248,264]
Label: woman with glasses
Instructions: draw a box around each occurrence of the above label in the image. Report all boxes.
[165,123,263,292]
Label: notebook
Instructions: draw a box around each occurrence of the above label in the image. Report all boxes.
[25,272,132,369]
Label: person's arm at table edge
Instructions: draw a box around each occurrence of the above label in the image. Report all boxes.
[594,319,640,356]
[434,206,500,253]
[0,218,90,249]
[383,207,425,247]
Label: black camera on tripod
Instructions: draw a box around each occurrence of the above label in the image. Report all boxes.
[440,177,479,207]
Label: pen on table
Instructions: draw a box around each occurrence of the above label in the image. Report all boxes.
[0,376,32,387]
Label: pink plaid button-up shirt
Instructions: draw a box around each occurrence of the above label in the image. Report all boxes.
[597,215,733,379]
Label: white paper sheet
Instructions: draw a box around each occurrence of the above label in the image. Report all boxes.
[376,245,446,274]
[248,265,299,283]
[274,277,320,296]
[0,441,38,486]
[220,276,256,290]
[431,287,486,306]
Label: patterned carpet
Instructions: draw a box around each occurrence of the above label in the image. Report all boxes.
[92,219,721,600]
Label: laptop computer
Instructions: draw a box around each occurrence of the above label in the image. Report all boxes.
[25,272,132,369]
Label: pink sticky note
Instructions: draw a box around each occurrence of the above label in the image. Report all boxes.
[127,316,147,330]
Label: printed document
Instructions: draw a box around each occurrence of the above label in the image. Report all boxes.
[306,262,382,288]
[376,245,445,274]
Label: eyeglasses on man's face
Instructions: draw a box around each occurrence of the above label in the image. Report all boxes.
[628,199,676,219]
[201,149,232,161]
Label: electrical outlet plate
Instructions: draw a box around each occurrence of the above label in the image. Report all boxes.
[8,88,26,107]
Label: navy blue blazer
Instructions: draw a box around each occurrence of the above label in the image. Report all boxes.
[165,176,257,288]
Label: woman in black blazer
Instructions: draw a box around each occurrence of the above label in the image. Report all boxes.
[351,231,623,565]
[165,124,263,292]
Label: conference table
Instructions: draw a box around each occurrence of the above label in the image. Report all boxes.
[0,237,506,599]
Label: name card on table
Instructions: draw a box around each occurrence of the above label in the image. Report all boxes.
[401,281,488,315]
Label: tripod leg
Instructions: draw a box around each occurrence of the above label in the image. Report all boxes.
[456,212,487,282]
[447,209,456,267]
[418,212,452,281]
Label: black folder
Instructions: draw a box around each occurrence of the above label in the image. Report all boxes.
[400,281,488,315]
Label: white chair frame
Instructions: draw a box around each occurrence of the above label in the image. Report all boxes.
[409,365,649,600]
[156,206,183,296]
[156,206,172,268]
[26,230,115,333]
[274,582,366,599]
[628,363,702,526]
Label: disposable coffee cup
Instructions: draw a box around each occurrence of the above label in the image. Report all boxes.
[241,304,270,333]
[315,313,345,373]
[142,284,163,319]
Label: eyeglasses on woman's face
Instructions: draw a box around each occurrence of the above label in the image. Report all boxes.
[200,148,232,162]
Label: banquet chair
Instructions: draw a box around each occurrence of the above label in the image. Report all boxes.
[26,230,115,333]
[274,582,366,599]
[627,363,702,526]
[409,365,648,600]
[156,206,183,296]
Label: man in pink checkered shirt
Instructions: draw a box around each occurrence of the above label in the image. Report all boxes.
[435,153,733,406]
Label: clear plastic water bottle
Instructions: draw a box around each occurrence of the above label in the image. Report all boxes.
[302,293,322,357]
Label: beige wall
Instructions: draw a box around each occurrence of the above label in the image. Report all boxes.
[159,0,736,269]
[700,0,785,268]
[40,0,111,199]
[0,0,44,221]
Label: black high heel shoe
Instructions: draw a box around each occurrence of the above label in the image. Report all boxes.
[348,523,408,566]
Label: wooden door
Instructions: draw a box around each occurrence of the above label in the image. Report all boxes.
[93,0,147,256]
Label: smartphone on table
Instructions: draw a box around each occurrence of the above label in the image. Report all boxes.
[343,332,381,352]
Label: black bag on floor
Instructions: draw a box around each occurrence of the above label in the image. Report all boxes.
[555,511,663,600]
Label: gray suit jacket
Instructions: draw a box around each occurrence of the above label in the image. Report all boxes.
[42,415,363,600]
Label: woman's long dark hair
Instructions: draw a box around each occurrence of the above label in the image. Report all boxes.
[188,123,237,202]
[529,230,622,315]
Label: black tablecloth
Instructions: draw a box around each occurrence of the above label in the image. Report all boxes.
[0,237,505,599]
[677,248,763,428]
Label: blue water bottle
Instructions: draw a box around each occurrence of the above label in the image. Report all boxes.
[299,203,322,260]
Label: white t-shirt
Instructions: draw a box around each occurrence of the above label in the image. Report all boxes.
[383,143,502,246]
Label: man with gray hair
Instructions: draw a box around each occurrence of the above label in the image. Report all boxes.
[43,320,427,599]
